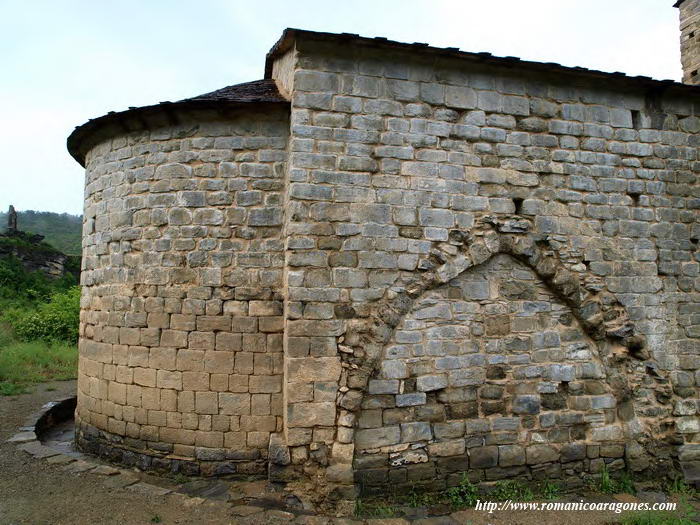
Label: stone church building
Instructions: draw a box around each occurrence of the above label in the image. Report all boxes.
[67,2,700,499]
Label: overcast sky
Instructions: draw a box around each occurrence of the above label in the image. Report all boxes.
[0,0,682,216]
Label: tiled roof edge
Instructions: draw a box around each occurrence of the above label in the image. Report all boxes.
[67,80,288,167]
[264,28,696,95]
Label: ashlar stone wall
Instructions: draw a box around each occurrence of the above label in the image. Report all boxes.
[679,0,700,85]
[73,29,700,498]
[355,254,622,492]
[76,107,289,475]
[273,36,700,496]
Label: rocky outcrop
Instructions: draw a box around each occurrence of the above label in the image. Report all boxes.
[0,229,69,279]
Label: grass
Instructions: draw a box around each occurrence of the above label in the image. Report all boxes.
[445,474,479,508]
[667,478,697,498]
[354,499,398,518]
[0,257,80,395]
[357,477,542,518]
[540,480,561,500]
[621,513,696,525]
[356,469,698,520]
[405,485,441,507]
[0,324,77,395]
[622,502,698,525]
[490,480,534,502]
[169,473,192,484]
[590,465,636,495]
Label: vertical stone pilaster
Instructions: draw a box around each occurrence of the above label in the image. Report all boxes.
[677,0,700,84]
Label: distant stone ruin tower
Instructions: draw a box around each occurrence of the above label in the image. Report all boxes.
[7,205,17,234]
[676,0,700,83]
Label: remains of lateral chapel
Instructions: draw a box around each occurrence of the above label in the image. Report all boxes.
[66,1,700,501]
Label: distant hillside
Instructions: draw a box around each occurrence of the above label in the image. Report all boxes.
[0,210,82,255]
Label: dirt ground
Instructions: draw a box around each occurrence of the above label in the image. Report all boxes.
[0,381,697,525]
[0,381,232,525]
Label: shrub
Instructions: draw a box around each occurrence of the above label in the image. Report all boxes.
[0,255,76,303]
[13,286,80,344]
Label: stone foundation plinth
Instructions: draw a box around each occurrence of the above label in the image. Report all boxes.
[75,417,267,477]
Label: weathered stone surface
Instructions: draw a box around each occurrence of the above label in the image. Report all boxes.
[498,445,526,467]
[560,442,586,462]
[355,427,401,449]
[71,26,700,494]
[526,445,558,465]
[469,446,498,468]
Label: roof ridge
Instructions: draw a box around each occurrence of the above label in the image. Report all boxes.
[264,28,693,92]
[181,79,286,103]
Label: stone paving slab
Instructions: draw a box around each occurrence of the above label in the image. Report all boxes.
[91,465,120,476]
[103,473,140,489]
[231,505,266,516]
[46,453,76,465]
[411,517,458,525]
[293,516,332,524]
[18,441,60,458]
[177,479,231,500]
[7,431,37,443]
[127,482,172,497]
[61,459,96,473]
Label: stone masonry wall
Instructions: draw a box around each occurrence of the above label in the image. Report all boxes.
[274,38,700,496]
[72,30,700,496]
[355,254,624,493]
[680,0,700,85]
[76,107,289,476]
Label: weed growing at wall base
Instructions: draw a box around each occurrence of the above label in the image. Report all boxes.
[445,474,479,508]
[590,466,637,495]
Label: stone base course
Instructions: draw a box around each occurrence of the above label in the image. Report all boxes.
[75,417,267,477]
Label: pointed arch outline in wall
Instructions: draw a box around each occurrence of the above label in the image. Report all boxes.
[330,219,649,475]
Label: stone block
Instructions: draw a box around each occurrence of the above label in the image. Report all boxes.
[561,442,586,462]
[428,439,466,457]
[590,425,624,441]
[416,374,448,392]
[287,357,341,382]
[219,393,250,415]
[470,446,498,468]
[498,445,526,467]
[400,422,432,442]
[396,393,426,407]
[195,392,218,415]
[368,380,400,394]
[287,402,336,427]
[445,85,477,109]
[526,445,558,465]
[512,395,540,415]
[355,426,401,449]
[381,360,408,379]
